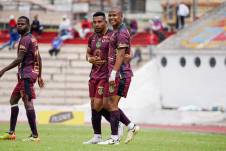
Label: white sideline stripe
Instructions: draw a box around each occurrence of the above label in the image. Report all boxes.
[11,104,18,107]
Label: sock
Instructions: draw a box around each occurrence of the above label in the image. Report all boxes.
[119,108,131,126]
[9,104,19,133]
[94,134,101,139]
[26,109,38,137]
[91,109,102,134]
[109,110,120,135]
[100,109,110,122]
[127,122,135,130]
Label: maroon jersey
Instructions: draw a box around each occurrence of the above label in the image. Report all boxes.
[88,29,112,80]
[17,33,40,81]
[108,23,133,78]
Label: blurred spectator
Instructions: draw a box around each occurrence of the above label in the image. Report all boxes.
[9,15,16,32]
[176,3,189,29]
[151,16,164,32]
[132,47,142,65]
[59,15,73,40]
[130,19,138,35]
[79,16,92,39]
[31,15,43,35]
[0,28,19,50]
[49,36,63,56]
[147,29,159,59]
[0,15,19,50]
[150,17,166,43]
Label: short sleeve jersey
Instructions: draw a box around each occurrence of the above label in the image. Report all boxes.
[108,23,133,78]
[88,29,112,80]
[18,33,40,81]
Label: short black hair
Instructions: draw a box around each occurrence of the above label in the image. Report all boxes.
[18,16,30,25]
[93,12,106,19]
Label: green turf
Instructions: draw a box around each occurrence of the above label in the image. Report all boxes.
[0,123,226,151]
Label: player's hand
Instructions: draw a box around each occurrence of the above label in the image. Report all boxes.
[38,77,45,88]
[0,70,5,78]
[88,56,101,64]
[95,59,106,65]
[87,56,96,64]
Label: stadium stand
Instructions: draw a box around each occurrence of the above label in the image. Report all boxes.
[0,44,150,105]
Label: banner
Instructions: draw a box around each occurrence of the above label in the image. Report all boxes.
[38,111,84,125]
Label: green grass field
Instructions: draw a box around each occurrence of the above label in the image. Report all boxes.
[0,123,226,151]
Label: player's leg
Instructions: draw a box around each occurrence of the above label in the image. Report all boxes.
[83,98,103,144]
[84,79,104,144]
[91,97,103,135]
[21,79,39,142]
[98,95,120,145]
[98,80,121,145]
[117,77,140,144]
[0,94,20,140]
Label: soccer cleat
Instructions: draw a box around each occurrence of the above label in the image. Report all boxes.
[124,125,140,144]
[83,136,102,144]
[97,138,120,145]
[0,132,16,140]
[22,134,40,142]
[118,122,124,140]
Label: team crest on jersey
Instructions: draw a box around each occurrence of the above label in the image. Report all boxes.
[109,85,115,93]
[98,86,104,95]
[96,40,101,49]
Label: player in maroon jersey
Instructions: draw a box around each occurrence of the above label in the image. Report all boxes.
[98,8,139,145]
[83,11,111,144]
[0,16,44,142]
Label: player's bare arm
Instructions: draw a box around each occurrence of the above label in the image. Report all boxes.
[109,47,125,83]
[124,52,133,64]
[113,48,125,71]
[38,52,44,88]
[0,51,25,78]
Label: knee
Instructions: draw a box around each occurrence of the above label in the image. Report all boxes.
[24,104,34,111]
[103,101,115,111]
[10,100,16,106]
[92,103,103,112]
[23,99,34,111]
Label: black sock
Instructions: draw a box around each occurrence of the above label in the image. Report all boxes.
[9,105,19,133]
[91,109,102,134]
[26,109,38,137]
[119,108,131,126]
[109,110,120,135]
[100,109,110,122]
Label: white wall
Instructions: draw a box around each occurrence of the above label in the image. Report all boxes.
[157,53,226,108]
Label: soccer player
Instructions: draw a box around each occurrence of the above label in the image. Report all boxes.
[0,16,44,142]
[98,8,139,145]
[83,12,111,144]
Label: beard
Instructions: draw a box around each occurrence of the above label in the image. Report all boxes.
[17,27,29,35]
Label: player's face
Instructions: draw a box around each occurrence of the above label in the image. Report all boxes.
[93,16,106,33]
[108,11,122,27]
[17,18,29,35]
